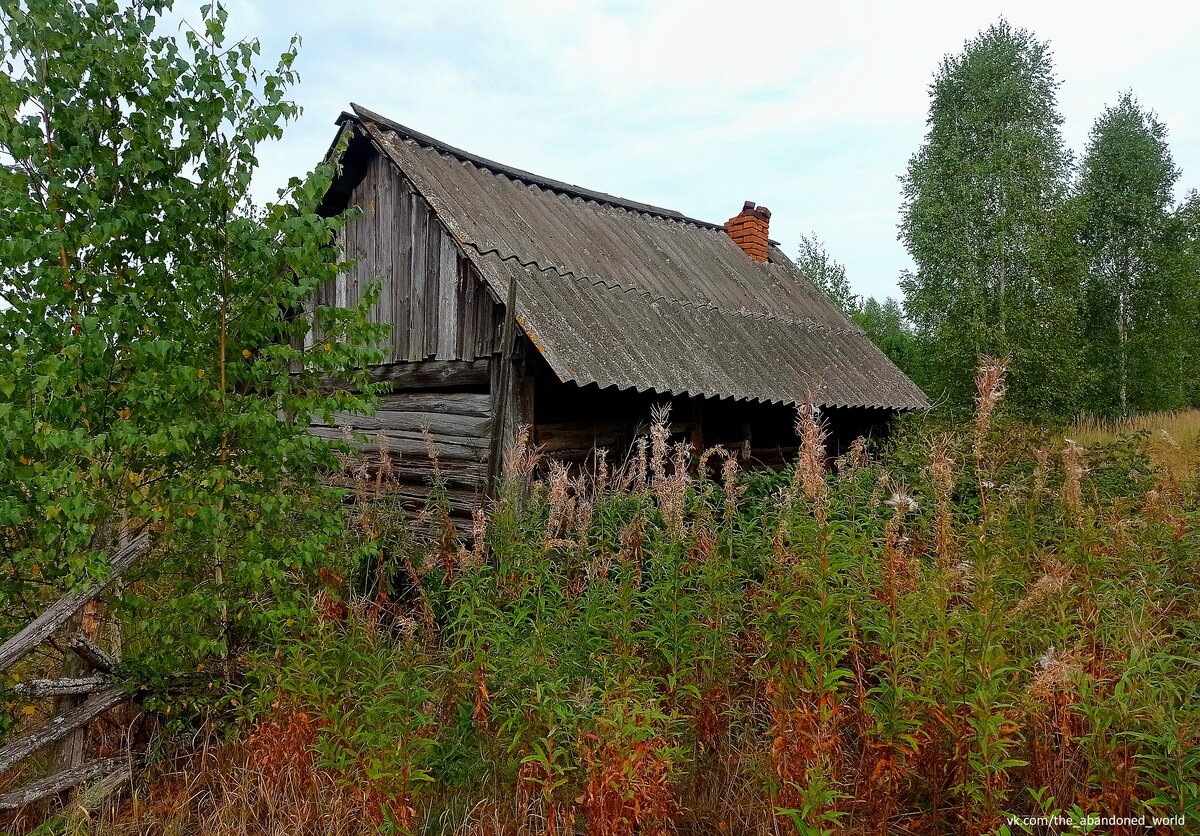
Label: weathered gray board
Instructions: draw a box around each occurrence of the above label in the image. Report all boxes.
[313,154,501,364]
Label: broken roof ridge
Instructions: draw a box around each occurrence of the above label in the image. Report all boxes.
[344,103,729,231]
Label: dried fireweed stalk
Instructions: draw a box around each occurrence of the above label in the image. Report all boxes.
[1062,439,1087,522]
[721,451,745,529]
[929,434,956,565]
[792,396,829,523]
[545,460,573,542]
[466,507,488,568]
[503,423,542,484]
[649,402,672,488]
[593,447,610,496]
[837,435,869,479]
[573,475,595,543]
[972,356,1008,514]
[1032,446,1052,498]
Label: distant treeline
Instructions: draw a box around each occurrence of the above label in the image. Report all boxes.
[801,20,1200,421]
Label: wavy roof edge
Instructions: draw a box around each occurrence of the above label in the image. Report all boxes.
[342,104,733,232]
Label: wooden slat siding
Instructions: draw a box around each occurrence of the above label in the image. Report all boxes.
[336,225,349,309]
[407,196,428,360]
[374,154,393,341]
[435,235,459,359]
[456,256,476,360]
[392,181,414,361]
[357,157,375,312]
[346,155,366,308]
[309,149,509,372]
[423,214,441,357]
[476,293,498,359]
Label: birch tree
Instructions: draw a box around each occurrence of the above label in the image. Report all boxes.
[1077,93,1186,413]
[899,20,1083,417]
[0,0,383,698]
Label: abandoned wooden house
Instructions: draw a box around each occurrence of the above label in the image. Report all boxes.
[309,104,928,512]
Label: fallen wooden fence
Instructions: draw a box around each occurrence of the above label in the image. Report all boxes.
[0,533,150,673]
[0,532,151,813]
[0,756,130,812]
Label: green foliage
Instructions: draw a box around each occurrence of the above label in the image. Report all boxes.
[0,0,384,693]
[900,20,1084,418]
[1176,192,1200,407]
[853,296,919,375]
[794,234,921,377]
[227,409,1200,834]
[1077,92,1189,415]
[795,232,856,315]
[900,20,1200,421]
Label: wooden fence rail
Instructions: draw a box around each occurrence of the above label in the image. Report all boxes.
[0,532,150,673]
[0,533,152,815]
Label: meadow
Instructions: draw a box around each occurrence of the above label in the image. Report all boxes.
[12,371,1199,836]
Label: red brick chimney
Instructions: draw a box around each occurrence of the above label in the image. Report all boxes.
[724,200,771,262]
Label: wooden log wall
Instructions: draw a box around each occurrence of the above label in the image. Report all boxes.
[311,153,501,363]
[309,377,493,516]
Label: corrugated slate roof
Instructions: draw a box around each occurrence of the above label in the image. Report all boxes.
[343,104,928,410]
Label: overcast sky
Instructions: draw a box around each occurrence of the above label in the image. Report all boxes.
[213,0,1200,303]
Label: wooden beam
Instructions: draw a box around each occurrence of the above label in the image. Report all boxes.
[0,756,128,812]
[487,275,519,493]
[324,360,490,392]
[0,533,150,673]
[15,676,109,699]
[69,757,133,816]
[0,686,127,774]
[68,635,117,674]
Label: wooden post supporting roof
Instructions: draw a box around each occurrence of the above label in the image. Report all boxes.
[487,274,519,494]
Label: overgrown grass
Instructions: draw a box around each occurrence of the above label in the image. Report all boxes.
[63,377,1200,836]
[1069,409,1200,449]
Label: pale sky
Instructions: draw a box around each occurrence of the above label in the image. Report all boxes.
[213,0,1200,303]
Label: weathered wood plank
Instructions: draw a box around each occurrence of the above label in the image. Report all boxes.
[408,200,428,360]
[436,235,459,360]
[68,635,117,674]
[423,216,441,357]
[329,458,487,492]
[374,157,393,334]
[322,360,490,392]
[456,257,475,360]
[479,297,501,358]
[392,186,414,360]
[358,159,375,312]
[0,687,127,774]
[0,535,150,673]
[375,484,483,515]
[326,410,490,438]
[487,277,520,492]
[69,758,133,815]
[15,676,109,700]
[0,756,128,812]
[368,359,486,389]
[535,423,627,454]
[379,391,491,417]
[310,426,489,462]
